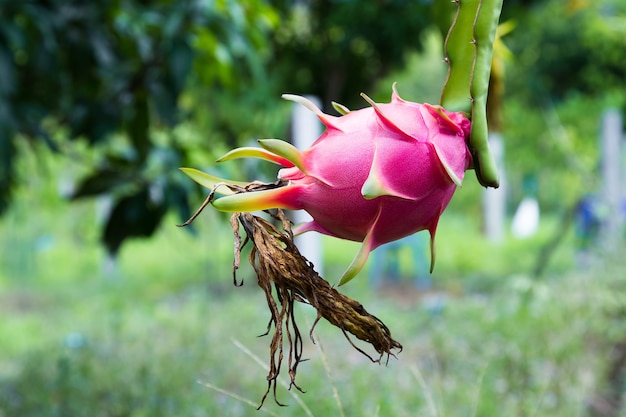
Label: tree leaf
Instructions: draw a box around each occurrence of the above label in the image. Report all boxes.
[70,169,132,200]
[102,188,167,256]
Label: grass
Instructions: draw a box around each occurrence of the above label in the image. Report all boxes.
[1,149,624,416]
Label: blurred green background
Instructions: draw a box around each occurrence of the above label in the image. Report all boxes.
[1,0,626,415]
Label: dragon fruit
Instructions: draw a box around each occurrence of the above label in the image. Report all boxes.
[182,84,472,285]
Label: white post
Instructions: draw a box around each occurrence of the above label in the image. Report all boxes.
[601,109,623,246]
[482,133,507,242]
[291,96,324,274]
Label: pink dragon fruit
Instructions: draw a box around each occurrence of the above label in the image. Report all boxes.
[182,84,472,284]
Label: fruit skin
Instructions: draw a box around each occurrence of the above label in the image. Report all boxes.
[181,85,472,284]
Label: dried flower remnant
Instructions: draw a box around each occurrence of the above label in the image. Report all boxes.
[180,183,401,407]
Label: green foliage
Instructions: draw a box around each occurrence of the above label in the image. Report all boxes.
[373,29,448,106]
[426,275,602,417]
[506,0,626,102]
[0,0,278,253]
[485,0,626,212]
[270,0,434,109]
[501,90,626,214]
[1,0,623,257]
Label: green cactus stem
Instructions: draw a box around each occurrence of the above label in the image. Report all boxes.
[440,0,503,188]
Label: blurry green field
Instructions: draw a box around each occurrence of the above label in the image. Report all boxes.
[1,158,624,416]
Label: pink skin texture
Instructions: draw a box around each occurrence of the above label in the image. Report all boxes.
[183,85,472,284]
